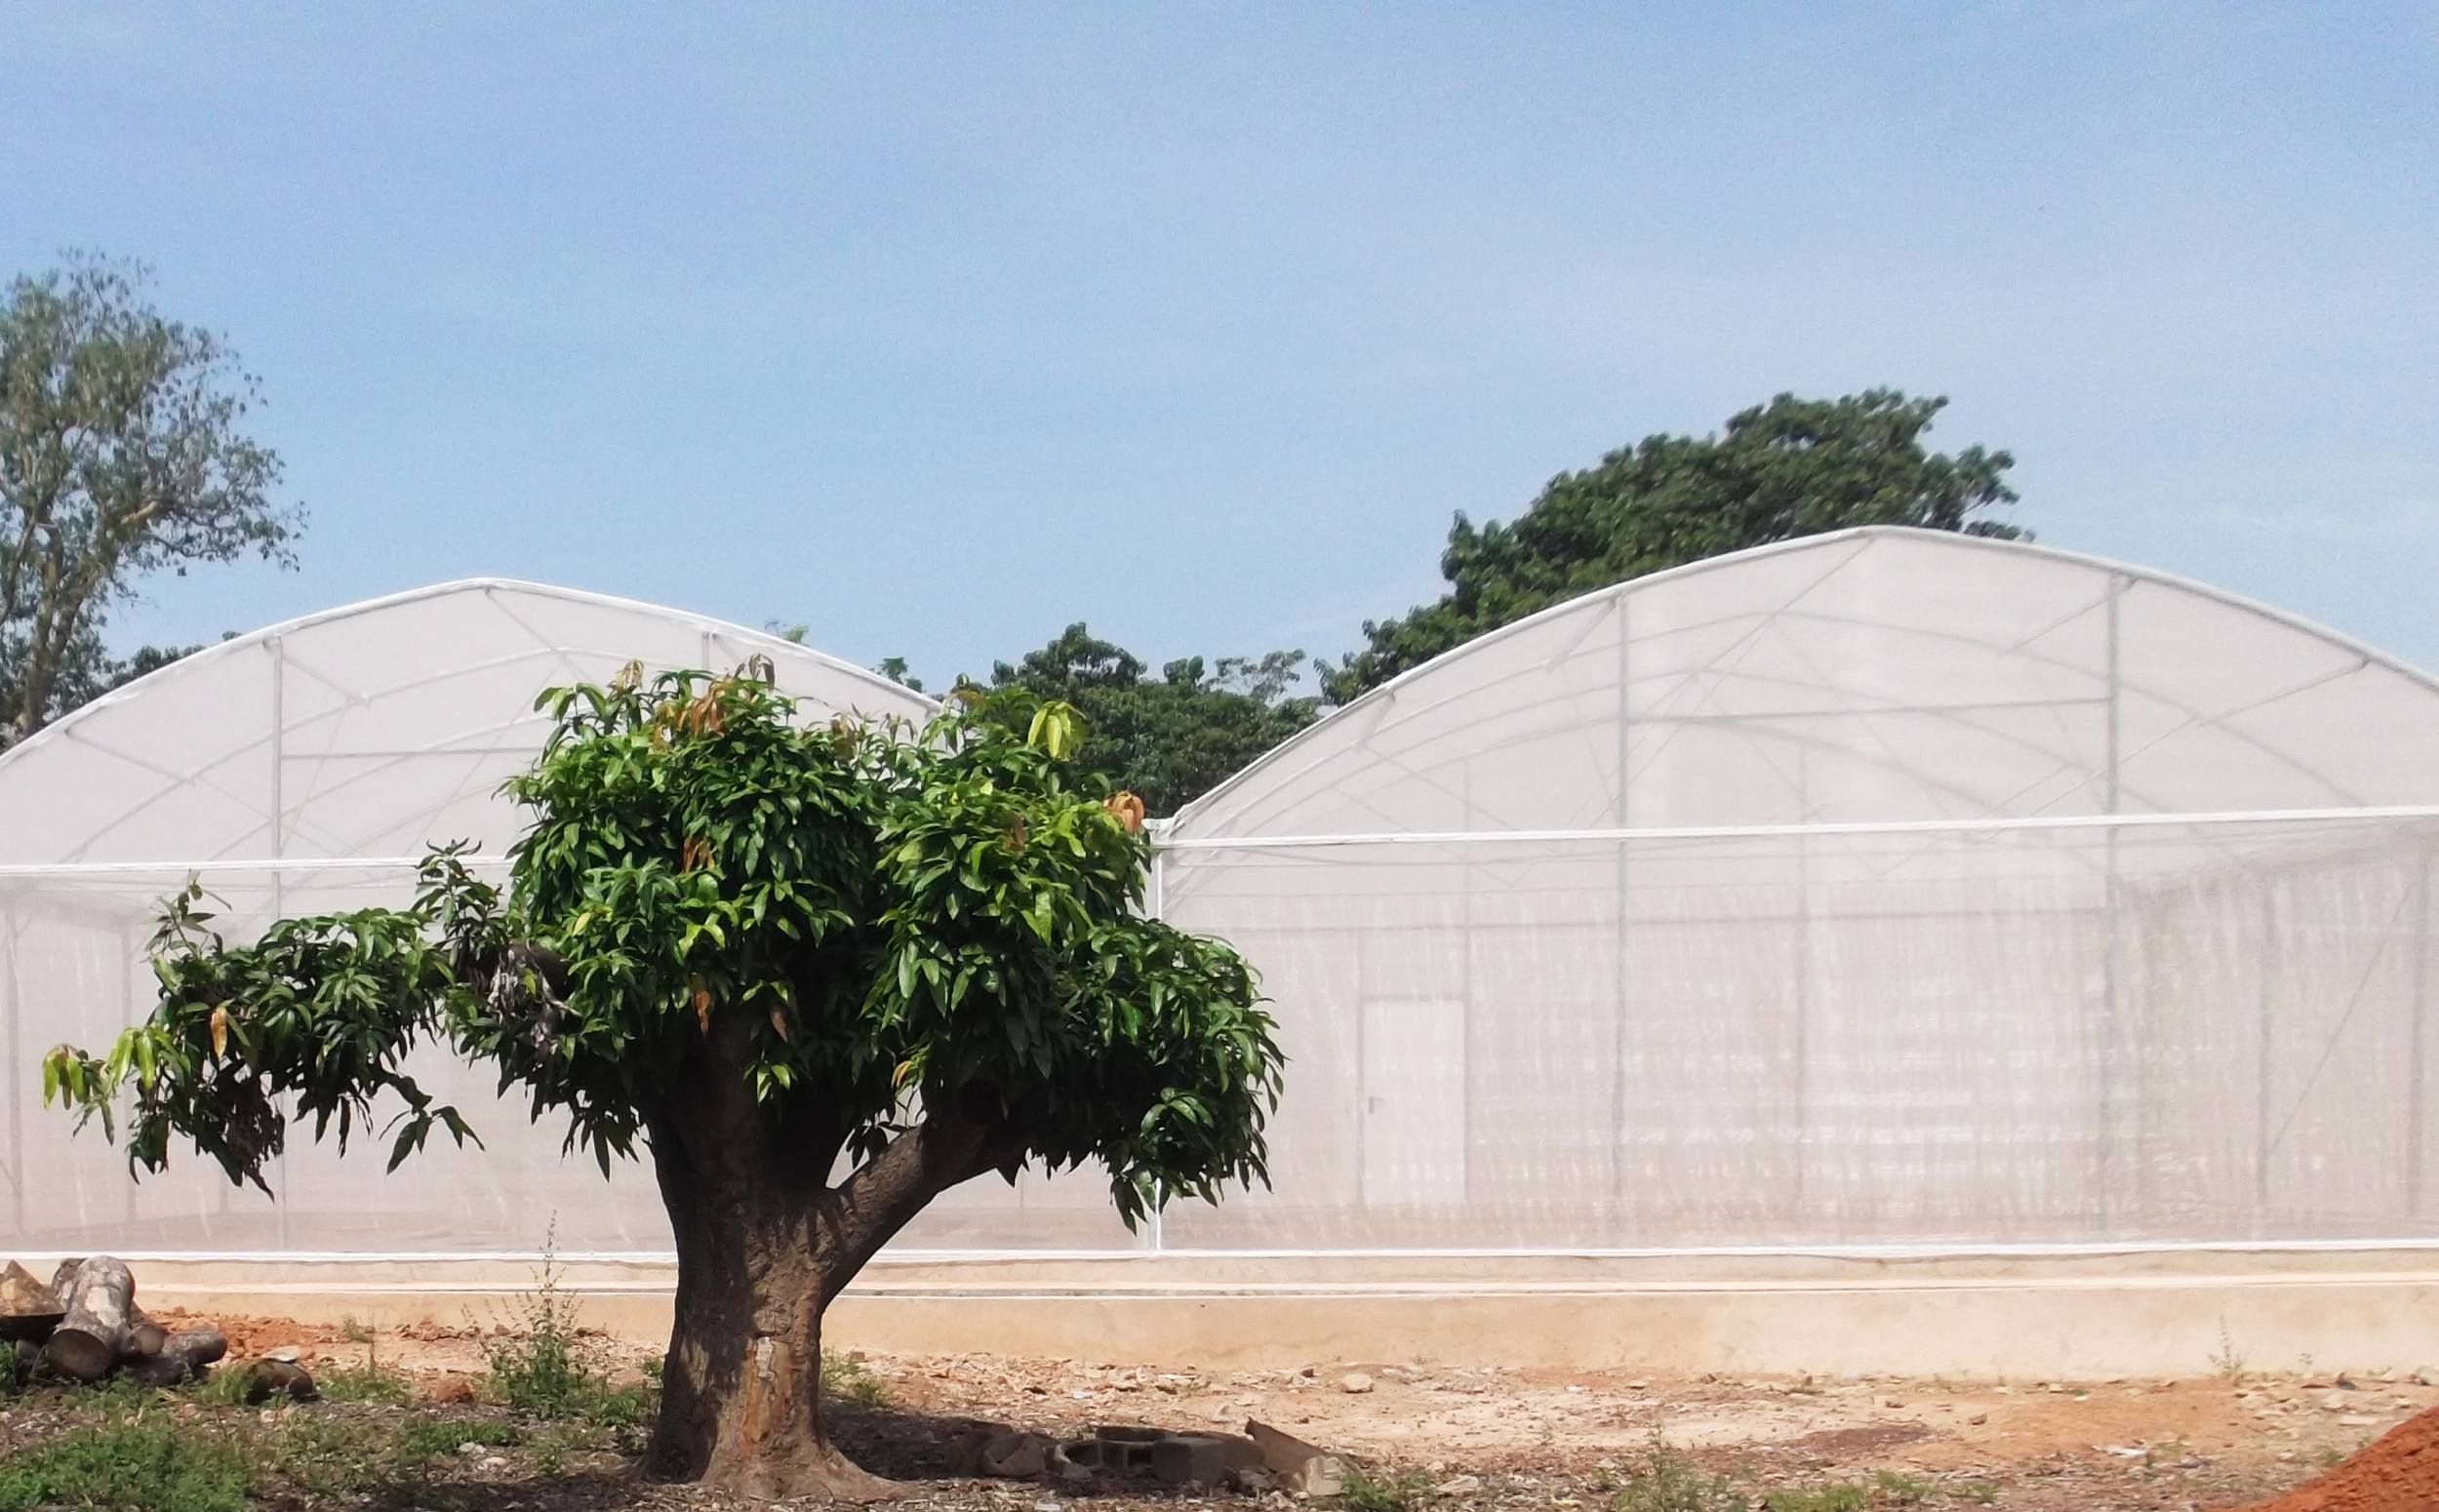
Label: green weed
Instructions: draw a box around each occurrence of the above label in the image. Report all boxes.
[318,1361,414,1404]
[820,1348,891,1407]
[1340,1465,1438,1511]
[394,1415,518,1459]
[480,1224,622,1419]
[1761,1485,1865,1512]
[2211,1320,2249,1386]
[0,1417,252,1512]
[321,1318,413,1405]
[1609,1433,1748,1512]
[262,1413,401,1499]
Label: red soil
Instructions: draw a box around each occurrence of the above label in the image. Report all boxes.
[2227,1406,2439,1512]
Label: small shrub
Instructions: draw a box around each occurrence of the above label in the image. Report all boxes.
[587,1381,654,1426]
[1761,1485,1865,1512]
[395,1416,519,1459]
[314,1314,414,1404]
[263,1414,401,1500]
[1610,1434,1748,1512]
[319,1361,414,1405]
[819,1348,890,1407]
[1341,1465,1437,1511]
[481,1222,617,1419]
[0,1418,253,1512]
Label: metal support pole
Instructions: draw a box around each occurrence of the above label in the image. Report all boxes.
[2099,577,2124,1234]
[1608,598,1631,1244]
[1793,747,1812,1221]
[4,914,20,1238]
[2410,845,2431,1216]
[270,636,289,1252]
[2256,887,2277,1228]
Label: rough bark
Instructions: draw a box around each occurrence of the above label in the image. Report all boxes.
[641,1015,1016,1499]
[45,1255,135,1380]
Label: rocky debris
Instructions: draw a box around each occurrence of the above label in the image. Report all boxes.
[423,1374,476,1405]
[1246,1416,1348,1492]
[946,1420,1285,1491]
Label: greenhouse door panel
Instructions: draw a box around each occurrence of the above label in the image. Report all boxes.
[1360,997,1466,1208]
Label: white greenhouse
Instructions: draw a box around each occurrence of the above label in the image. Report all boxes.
[0,580,935,1254]
[3,529,2436,1263]
[1155,527,2439,1252]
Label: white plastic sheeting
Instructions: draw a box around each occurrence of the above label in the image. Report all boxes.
[7,532,2437,1257]
[1154,528,2439,1249]
[0,580,942,1253]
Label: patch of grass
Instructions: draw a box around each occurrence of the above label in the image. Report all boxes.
[586,1380,653,1426]
[319,1361,415,1405]
[1609,1434,1748,1512]
[1869,1470,1930,1506]
[1955,1481,2001,1506]
[820,1348,891,1408]
[395,1415,519,1459]
[0,1417,253,1512]
[1762,1485,1865,1512]
[1340,1465,1437,1511]
[185,1362,266,1408]
[320,1315,415,1405]
[262,1413,403,1500]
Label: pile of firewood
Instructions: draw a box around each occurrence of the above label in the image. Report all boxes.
[0,1255,229,1387]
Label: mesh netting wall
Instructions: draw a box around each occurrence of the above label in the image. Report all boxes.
[5,816,2429,1255]
[1151,818,2439,1250]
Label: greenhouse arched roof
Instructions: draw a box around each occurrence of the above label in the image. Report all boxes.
[0,578,938,869]
[1173,526,2439,843]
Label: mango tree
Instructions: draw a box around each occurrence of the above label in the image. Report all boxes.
[44,667,1284,1499]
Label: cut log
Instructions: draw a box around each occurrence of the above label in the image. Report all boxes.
[128,1326,227,1388]
[0,1261,63,1344]
[43,1255,136,1381]
[126,1308,169,1358]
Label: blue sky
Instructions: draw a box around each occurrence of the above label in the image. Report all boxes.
[6,3,2434,684]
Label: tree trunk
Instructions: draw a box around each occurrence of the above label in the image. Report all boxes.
[45,1255,135,1381]
[640,1016,1012,1499]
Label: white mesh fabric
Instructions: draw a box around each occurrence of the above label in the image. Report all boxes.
[1158,529,2439,1250]
[0,580,939,1254]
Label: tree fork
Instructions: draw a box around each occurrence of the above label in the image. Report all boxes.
[641,1019,1013,1498]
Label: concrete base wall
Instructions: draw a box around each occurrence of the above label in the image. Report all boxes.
[69,1249,2439,1381]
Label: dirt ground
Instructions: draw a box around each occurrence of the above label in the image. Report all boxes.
[108,1309,2432,1509]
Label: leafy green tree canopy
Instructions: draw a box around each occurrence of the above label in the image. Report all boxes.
[0,255,298,744]
[1320,389,2021,701]
[46,667,1283,1498]
[990,622,1320,816]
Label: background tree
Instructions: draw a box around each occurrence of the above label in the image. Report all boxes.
[991,622,1321,816]
[45,669,1283,1499]
[1320,389,2022,701]
[0,254,297,746]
